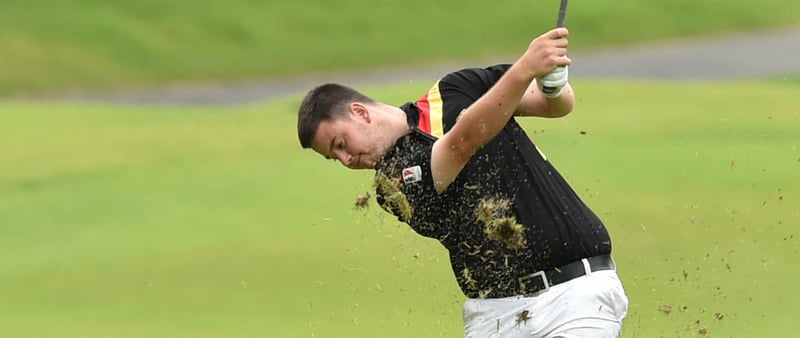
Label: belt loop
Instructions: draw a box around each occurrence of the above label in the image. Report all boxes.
[581,258,592,275]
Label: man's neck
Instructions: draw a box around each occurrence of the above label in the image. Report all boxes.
[382,104,413,140]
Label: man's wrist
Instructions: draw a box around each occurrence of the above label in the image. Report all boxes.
[540,84,565,98]
[536,65,569,98]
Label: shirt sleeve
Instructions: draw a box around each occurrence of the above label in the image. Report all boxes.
[414,64,511,138]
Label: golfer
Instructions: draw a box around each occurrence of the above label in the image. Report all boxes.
[296,27,628,337]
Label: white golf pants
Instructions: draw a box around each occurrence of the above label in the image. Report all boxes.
[463,269,628,338]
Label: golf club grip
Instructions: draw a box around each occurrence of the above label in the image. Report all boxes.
[542,0,569,95]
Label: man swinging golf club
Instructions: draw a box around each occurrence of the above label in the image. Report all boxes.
[296,1,629,336]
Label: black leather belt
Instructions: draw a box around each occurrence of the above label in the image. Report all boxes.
[516,254,616,297]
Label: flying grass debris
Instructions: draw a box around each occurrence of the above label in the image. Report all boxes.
[486,218,526,250]
[476,198,526,250]
[373,173,412,221]
[476,198,510,224]
[461,268,478,290]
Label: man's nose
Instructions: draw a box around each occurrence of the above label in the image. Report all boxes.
[335,151,352,166]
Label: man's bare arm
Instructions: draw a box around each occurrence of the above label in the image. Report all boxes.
[429,28,571,193]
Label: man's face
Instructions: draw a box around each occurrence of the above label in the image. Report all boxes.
[310,116,385,170]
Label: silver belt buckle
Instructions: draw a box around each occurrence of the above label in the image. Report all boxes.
[518,270,549,295]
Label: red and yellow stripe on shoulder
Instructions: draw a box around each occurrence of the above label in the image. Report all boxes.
[415,80,445,138]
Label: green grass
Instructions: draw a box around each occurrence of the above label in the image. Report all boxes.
[2,0,800,95]
[1,79,799,337]
[773,73,800,84]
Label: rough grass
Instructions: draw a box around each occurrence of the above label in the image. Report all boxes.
[2,0,800,95]
[1,79,799,337]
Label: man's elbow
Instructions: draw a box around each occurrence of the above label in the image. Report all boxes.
[545,87,575,118]
[546,105,573,118]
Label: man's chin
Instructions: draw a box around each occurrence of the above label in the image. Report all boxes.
[354,155,377,169]
[353,163,376,170]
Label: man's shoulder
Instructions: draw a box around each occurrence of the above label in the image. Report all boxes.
[441,64,512,84]
[376,132,434,174]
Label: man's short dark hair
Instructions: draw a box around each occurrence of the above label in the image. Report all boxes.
[297,83,375,149]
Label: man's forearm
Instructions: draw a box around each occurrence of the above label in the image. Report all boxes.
[542,83,574,117]
[456,63,535,153]
[515,82,575,118]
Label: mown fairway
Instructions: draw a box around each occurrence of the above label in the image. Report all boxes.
[1,79,798,337]
[2,0,800,95]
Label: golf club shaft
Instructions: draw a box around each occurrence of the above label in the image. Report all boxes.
[556,0,568,28]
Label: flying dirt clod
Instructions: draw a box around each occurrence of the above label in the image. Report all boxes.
[354,192,370,210]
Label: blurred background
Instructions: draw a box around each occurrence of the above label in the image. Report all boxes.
[1,0,799,337]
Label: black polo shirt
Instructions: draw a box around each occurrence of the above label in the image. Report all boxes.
[374,64,611,299]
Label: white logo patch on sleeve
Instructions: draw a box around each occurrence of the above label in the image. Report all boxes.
[402,165,423,184]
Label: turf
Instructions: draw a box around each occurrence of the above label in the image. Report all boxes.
[2,0,800,95]
[1,79,798,337]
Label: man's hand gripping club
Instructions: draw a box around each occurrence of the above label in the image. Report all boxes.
[539,0,571,98]
[534,27,570,98]
[535,28,570,98]
[537,63,568,98]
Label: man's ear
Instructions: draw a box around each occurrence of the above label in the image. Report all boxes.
[349,102,371,123]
